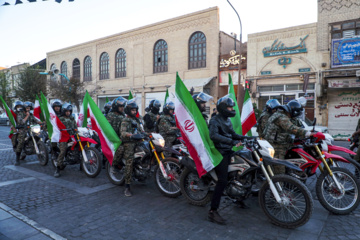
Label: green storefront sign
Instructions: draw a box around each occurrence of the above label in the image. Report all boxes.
[263,35,308,57]
[299,68,311,72]
[261,71,271,75]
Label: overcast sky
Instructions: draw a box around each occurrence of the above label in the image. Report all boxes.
[0,0,317,68]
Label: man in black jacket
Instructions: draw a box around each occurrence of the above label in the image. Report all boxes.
[208,95,244,225]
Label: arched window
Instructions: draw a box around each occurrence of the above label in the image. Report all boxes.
[153,40,168,73]
[84,56,92,81]
[115,48,126,78]
[100,52,109,80]
[60,61,68,83]
[189,31,206,69]
[72,58,80,80]
[50,63,57,81]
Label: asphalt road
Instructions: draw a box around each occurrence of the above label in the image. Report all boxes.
[0,125,360,240]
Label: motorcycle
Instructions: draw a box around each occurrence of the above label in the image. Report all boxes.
[51,127,102,178]
[105,133,183,198]
[348,136,359,159]
[179,137,313,229]
[17,124,49,166]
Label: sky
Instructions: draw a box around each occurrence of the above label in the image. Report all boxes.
[0,0,317,68]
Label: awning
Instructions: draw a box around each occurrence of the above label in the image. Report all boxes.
[167,76,216,99]
[328,79,360,88]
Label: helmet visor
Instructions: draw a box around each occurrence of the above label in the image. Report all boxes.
[196,92,213,103]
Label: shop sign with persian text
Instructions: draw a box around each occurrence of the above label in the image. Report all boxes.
[262,35,308,57]
[331,37,360,68]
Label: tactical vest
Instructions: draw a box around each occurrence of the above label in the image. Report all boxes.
[263,112,289,144]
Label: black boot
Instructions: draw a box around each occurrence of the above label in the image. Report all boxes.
[208,210,226,225]
[15,152,21,166]
[54,167,61,178]
[124,184,132,197]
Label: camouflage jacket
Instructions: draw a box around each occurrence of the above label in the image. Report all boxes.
[120,117,143,143]
[16,111,27,128]
[59,116,77,135]
[257,111,271,138]
[106,111,125,137]
[144,112,159,133]
[28,114,41,126]
[264,111,308,145]
[158,115,177,137]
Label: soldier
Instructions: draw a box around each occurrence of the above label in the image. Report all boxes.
[13,101,29,166]
[54,103,77,178]
[192,92,213,125]
[143,100,161,133]
[103,101,112,117]
[51,99,63,161]
[106,97,127,167]
[120,99,144,197]
[263,100,323,173]
[351,117,360,162]
[158,101,178,155]
[257,99,280,138]
[24,101,42,125]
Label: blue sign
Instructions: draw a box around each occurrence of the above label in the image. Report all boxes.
[299,68,311,72]
[261,71,271,75]
[331,37,360,68]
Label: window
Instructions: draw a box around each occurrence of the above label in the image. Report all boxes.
[60,61,67,84]
[72,58,80,80]
[189,31,206,69]
[331,19,360,40]
[84,56,92,81]
[153,40,168,73]
[115,48,126,78]
[100,52,109,80]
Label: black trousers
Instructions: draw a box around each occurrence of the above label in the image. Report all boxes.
[210,151,233,210]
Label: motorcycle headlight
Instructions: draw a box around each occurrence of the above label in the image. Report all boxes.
[159,138,165,147]
[267,147,275,158]
[31,125,41,134]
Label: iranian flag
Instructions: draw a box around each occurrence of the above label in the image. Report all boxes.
[174,73,222,177]
[241,89,256,136]
[85,93,121,165]
[77,92,89,127]
[34,95,42,122]
[40,93,70,142]
[228,74,243,150]
[164,88,169,104]
[0,96,17,139]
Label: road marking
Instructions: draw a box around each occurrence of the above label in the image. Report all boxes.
[0,202,67,240]
[5,165,115,194]
[0,143,13,147]
[0,177,36,187]
[0,148,13,151]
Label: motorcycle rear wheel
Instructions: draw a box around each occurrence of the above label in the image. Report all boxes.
[105,161,125,186]
[180,168,212,206]
[316,167,360,215]
[154,157,182,198]
[259,174,313,229]
[37,141,49,166]
[81,147,102,178]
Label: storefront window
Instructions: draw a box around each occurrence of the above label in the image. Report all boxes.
[273,85,284,91]
[286,84,299,91]
[283,95,295,104]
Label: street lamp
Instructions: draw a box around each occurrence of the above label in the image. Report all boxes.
[226,0,245,110]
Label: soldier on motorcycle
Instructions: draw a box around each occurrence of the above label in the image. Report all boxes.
[54,103,77,178]
[51,99,63,161]
[24,101,42,125]
[143,99,161,133]
[158,101,178,156]
[351,118,360,162]
[106,97,127,167]
[208,95,244,225]
[120,99,145,197]
[13,101,30,166]
[257,99,280,138]
[192,92,213,125]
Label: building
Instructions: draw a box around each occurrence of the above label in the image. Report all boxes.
[47,7,228,114]
[0,63,30,99]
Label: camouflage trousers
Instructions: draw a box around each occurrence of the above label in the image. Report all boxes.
[164,135,176,157]
[15,130,27,153]
[11,133,18,151]
[112,145,125,167]
[123,142,136,185]
[56,142,67,168]
[270,143,290,174]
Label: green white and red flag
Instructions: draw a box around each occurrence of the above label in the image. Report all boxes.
[241,89,256,136]
[174,73,222,177]
[77,92,89,127]
[85,93,121,165]
[34,95,42,122]
[0,96,17,139]
[41,93,70,143]
[164,88,169,104]
[228,74,243,150]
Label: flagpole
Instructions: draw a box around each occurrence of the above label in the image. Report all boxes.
[226,0,245,111]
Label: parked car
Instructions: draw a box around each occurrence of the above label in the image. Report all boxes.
[0,113,9,126]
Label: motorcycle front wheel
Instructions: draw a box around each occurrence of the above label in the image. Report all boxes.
[316,167,360,215]
[180,168,212,206]
[81,147,102,178]
[259,174,313,229]
[105,161,125,186]
[37,141,49,166]
[154,157,182,198]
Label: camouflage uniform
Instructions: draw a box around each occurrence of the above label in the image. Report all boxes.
[121,117,143,185]
[15,111,28,153]
[56,115,77,167]
[143,112,158,133]
[10,121,18,151]
[257,111,271,139]
[107,111,126,166]
[158,114,177,155]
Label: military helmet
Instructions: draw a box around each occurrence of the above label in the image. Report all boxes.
[124,99,138,117]
[104,101,112,113]
[192,92,213,113]
[216,95,236,118]
[24,101,34,110]
[149,99,161,114]
[163,101,175,115]
[281,100,303,118]
[61,102,73,116]
[112,96,127,113]
[51,99,63,112]
[265,99,280,113]
[14,100,24,111]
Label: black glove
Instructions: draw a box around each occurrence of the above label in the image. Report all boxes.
[232,140,240,146]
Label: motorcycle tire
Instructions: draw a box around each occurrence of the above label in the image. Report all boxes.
[37,141,49,166]
[259,174,313,229]
[180,167,212,206]
[349,145,358,159]
[154,157,182,198]
[331,157,360,181]
[105,161,125,186]
[316,167,360,215]
[81,147,102,178]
